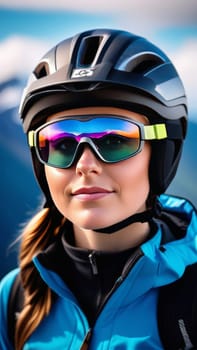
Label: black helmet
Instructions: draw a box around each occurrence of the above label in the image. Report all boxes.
[19,28,187,204]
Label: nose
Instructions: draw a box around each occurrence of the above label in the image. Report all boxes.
[75,146,102,176]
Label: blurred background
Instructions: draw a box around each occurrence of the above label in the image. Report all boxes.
[0,0,196,278]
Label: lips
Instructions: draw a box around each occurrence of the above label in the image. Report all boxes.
[72,187,113,200]
[72,187,111,195]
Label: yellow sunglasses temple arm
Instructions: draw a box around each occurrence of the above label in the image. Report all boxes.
[28,130,35,147]
[143,124,167,140]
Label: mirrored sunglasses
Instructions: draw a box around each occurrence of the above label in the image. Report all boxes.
[28,115,167,168]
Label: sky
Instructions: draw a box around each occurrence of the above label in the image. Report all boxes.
[0,0,196,118]
[0,1,196,276]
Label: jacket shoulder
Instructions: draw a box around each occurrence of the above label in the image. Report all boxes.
[0,268,20,302]
[0,268,19,350]
[159,194,196,214]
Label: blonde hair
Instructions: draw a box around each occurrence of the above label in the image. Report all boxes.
[15,206,65,350]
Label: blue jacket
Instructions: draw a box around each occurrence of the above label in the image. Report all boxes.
[1,194,197,350]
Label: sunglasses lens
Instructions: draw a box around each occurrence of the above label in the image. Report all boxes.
[94,134,140,162]
[37,130,78,168]
[36,117,141,168]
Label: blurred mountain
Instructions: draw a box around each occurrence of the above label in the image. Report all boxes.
[0,78,41,277]
[0,78,196,278]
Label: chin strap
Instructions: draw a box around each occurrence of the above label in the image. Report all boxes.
[94,199,162,234]
[44,195,162,235]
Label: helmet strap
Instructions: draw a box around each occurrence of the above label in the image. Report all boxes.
[94,199,161,234]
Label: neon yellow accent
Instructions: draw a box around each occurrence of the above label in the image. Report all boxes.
[28,131,35,147]
[144,124,167,140]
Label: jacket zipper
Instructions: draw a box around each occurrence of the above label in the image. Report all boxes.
[80,329,92,350]
[83,249,143,349]
[88,251,98,275]
[95,248,144,320]
[82,251,97,349]
[121,248,144,279]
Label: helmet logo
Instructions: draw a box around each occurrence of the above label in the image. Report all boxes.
[71,68,95,78]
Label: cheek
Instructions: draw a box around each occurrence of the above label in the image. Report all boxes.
[119,144,151,205]
[44,166,70,206]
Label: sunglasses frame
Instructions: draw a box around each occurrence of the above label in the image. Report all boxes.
[28,115,167,168]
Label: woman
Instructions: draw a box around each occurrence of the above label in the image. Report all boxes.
[0,28,197,350]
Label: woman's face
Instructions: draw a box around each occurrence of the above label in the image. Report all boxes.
[44,107,151,231]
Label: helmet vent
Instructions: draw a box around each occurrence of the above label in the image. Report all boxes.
[77,36,103,67]
[118,53,164,74]
[132,56,164,74]
[34,62,49,79]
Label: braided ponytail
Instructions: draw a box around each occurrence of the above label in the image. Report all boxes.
[15,206,64,350]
